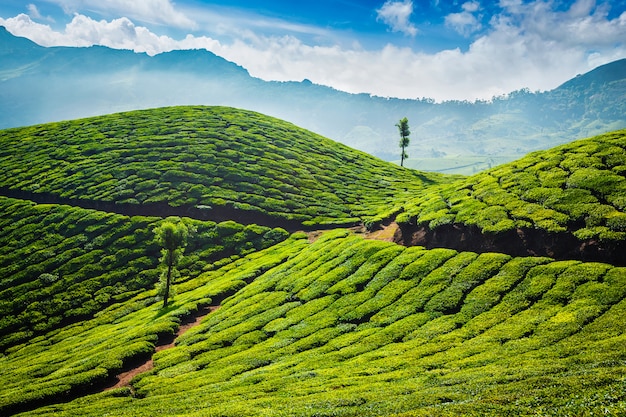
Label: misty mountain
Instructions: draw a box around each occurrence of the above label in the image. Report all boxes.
[1,26,625,173]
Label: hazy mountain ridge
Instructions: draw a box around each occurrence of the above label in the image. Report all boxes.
[2,26,625,173]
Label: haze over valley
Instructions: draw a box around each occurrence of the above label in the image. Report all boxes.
[1,27,625,174]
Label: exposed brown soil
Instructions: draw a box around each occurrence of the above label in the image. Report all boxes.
[396,222,626,266]
[8,186,623,265]
[308,222,400,243]
[0,187,358,233]
[104,305,219,392]
[366,222,400,242]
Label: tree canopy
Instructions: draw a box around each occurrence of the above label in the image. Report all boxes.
[153,218,189,308]
[396,117,410,167]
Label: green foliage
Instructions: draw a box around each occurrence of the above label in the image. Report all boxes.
[0,106,452,227]
[1,110,626,416]
[154,218,189,308]
[0,234,307,415]
[3,232,625,416]
[400,129,626,240]
[0,197,288,350]
[396,117,411,166]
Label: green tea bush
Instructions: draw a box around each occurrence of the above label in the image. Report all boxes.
[0,197,288,350]
[2,231,626,416]
[426,253,511,317]
[399,130,626,241]
[0,106,453,227]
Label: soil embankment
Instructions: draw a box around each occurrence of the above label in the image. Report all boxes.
[0,187,356,233]
[395,222,626,266]
[3,186,624,265]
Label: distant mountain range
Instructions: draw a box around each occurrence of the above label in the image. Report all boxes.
[2,26,625,173]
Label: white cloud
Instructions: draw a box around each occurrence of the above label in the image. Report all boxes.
[376,0,418,36]
[463,2,480,13]
[445,1,482,36]
[0,13,218,55]
[27,4,42,19]
[44,0,196,29]
[2,0,626,101]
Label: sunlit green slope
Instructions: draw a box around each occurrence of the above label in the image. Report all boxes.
[3,110,626,416]
[5,231,626,416]
[0,105,450,227]
[0,196,288,351]
[0,233,306,416]
[399,129,626,241]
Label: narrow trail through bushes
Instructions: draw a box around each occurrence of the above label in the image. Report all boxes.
[103,224,400,394]
[103,225,400,395]
[104,305,220,393]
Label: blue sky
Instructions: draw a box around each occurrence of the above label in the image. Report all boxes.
[1,0,626,101]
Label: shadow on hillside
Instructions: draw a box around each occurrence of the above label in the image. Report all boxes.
[396,222,626,266]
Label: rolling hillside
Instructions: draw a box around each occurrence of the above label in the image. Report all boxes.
[398,129,626,265]
[0,196,289,350]
[0,106,448,228]
[1,107,626,416]
[3,231,626,416]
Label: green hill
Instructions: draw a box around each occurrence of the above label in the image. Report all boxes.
[0,196,288,351]
[0,105,448,228]
[1,107,626,416]
[2,26,626,174]
[2,231,625,416]
[398,129,626,264]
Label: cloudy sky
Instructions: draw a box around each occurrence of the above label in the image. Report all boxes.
[1,0,625,101]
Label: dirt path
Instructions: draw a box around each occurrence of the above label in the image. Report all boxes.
[107,223,398,391]
[307,222,400,243]
[105,305,219,391]
[103,223,398,393]
[365,222,400,242]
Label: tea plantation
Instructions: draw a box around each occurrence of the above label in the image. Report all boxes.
[3,231,626,416]
[399,129,626,243]
[0,106,449,228]
[1,106,626,416]
[0,196,289,350]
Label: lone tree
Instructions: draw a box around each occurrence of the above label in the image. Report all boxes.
[396,117,410,167]
[154,218,189,308]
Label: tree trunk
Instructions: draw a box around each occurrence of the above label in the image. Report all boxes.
[162,250,174,308]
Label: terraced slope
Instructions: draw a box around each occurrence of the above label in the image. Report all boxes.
[397,129,626,264]
[5,231,625,416]
[0,234,308,415]
[0,196,288,350]
[0,105,450,228]
[3,110,626,416]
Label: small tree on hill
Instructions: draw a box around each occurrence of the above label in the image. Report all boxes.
[154,218,188,308]
[396,117,410,167]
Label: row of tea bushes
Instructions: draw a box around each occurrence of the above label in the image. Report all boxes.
[0,106,451,227]
[0,196,288,350]
[0,235,307,415]
[14,231,625,416]
[399,130,626,241]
